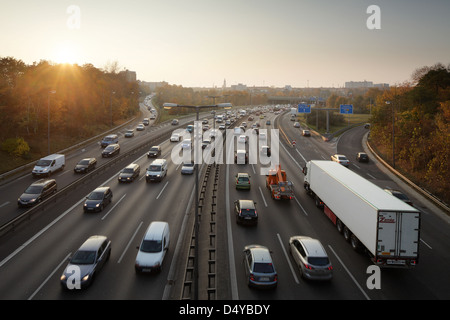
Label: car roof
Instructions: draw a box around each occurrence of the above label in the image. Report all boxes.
[237,172,249,177]
[245,245,272,262]
[32,178,55,186]
[239,200,255,209]
[93,186,110,193]
[293,236,327,257]
[78,235,108,251]
[143,221,168,240]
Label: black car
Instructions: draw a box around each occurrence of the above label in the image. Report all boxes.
[74,158,97,173]
[384,189,414,207]
[118,163,140,182]
[60,235,111,289]
[83,187,113,212]
[356,152,369,162]
[102,144,120,158]
[147,146,161,158]
[234,199,258,225]
[18,179,57,207]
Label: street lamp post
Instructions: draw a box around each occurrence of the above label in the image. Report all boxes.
[163,102,231,300]
[385,100,395,168]
[48,90,56,155]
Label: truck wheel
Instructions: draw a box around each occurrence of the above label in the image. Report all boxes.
[336,219,344,233]
[343,227,351,242]
[350,234,362,252]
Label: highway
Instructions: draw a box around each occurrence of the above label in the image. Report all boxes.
[0,103,449,300]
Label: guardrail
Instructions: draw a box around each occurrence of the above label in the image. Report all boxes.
[366,138,450,215]
[0,117,137,186]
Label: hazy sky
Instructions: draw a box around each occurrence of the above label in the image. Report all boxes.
[1,0,449,88]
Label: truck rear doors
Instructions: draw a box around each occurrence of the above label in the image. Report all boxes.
[377,211,420,266]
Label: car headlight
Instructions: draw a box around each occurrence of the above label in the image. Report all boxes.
[95,203,100,207]
[82,274,90,282]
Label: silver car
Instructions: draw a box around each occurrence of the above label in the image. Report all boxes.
[289,236,332,281]
[331,154,350,167]
[60,235,111,289]
[243,245,277,289]
[181,161,195,175]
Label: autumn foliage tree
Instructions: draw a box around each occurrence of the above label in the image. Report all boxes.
[369,63,450,203]
[0,57,139,169]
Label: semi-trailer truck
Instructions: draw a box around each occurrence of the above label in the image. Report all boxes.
[302,160,420,268]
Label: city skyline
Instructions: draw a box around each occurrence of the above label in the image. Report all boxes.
[1,0,449,88]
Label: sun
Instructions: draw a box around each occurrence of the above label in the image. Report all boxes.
[53,41,79,64]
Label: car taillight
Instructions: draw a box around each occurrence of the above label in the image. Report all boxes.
[304,263,313,270]
[250,273,255,281]
[328,265,333,271]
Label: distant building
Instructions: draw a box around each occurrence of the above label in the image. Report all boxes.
[139,81,168,91]
[119,69,137,82]
[230,83,247,91]
[345,80,389,88]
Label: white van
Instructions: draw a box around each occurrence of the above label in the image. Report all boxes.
[135,221,170,273]
[145,159,168,182]
[32,154,65,178]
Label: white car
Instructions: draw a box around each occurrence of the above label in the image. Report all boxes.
[135,222,170,273]
[331,154,350,167]
[181,162,195,175]
[238,135,248,144]
[136,124,145,131]
[181,139,192,149]
[170,133,181,142]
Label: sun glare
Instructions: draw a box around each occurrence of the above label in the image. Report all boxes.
[53,41,79,64]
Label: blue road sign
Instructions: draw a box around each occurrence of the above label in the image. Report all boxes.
[340,104,353,114]
[298,104,311,113]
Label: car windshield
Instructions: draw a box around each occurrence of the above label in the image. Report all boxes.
[150,147,159,151]
[71,250,96,264]
[393,192,409,201]
[308,257,330,266]
[122,168,134,174]
[24,185,43,194]
[36,160,51,166]
[87,191,104,200]
[149,165,161,171]
[105,146,114,151]
[339,156,348,160]
[78,160,90,165]
[253,262,274,273]
[183,163,194,167]
[104,137,114,141]
[140,240,162,253]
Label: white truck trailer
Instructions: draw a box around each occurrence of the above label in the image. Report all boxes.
[302,160,420,268]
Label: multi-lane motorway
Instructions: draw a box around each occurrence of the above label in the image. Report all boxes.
[0,101,449,300]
